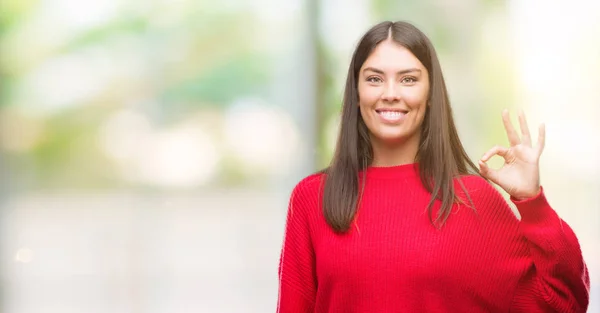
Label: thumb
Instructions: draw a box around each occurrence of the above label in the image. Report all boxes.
[479,160,500,185]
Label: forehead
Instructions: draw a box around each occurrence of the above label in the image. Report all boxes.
[361,40,425,71]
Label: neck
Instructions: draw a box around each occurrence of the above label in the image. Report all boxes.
[370,134,420,167]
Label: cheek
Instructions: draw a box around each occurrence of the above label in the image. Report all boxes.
[358,86,380,106]
[359,105,373,124]
[400,89,428,108]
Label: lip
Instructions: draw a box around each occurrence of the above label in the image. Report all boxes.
[375,108,409,113]
[375,109,408,124]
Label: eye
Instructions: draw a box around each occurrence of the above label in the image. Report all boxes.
[401,76,417,84]
[366,76,382,83]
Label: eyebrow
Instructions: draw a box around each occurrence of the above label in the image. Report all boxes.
[363,67,421,75]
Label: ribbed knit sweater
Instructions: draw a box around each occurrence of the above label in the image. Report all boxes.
[277,163,589,312]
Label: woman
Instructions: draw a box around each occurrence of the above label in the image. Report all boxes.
[277,21,589,312]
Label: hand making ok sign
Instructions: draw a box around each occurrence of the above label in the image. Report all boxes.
[478,109,546,200]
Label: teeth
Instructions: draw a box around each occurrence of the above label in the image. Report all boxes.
[379,111,404,118]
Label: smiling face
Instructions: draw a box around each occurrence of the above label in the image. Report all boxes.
[358,39,430,149]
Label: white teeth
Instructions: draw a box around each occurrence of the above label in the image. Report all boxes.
[379,111,404,118]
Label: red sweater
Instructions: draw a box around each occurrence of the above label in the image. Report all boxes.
[277,163,589,312]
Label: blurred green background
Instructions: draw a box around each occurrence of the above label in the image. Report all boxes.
[0,0,598,312]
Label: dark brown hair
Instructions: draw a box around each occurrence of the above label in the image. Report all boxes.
[323,21,480,233]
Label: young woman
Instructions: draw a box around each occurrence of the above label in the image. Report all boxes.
[277,21,589,312]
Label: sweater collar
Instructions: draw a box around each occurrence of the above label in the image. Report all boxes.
[364,162,420,179]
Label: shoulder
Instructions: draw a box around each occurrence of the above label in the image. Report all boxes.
[455,174,512,209]
[456,174,497,195]
[288,172,325,210]
[292,172,324,195]
[455,174,520,221]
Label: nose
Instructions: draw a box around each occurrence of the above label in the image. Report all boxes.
[380,82,401,102]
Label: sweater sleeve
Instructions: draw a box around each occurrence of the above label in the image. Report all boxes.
[276,178,317,312]
[509,187,590,313]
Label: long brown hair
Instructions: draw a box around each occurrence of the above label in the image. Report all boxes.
[323,21,480,233]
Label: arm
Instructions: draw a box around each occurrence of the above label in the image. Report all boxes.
[476,110,589,312]
[510,188,590,312]
[277,180,317,312]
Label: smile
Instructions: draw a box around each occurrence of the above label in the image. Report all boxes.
[375,109,408,123]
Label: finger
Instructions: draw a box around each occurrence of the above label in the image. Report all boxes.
[536,123,546,155]
[480,145,509,163]
[479,160,500,185]
[518,110,531,146]
[502,109,520,147]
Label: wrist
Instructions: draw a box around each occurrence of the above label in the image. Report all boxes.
[511,187,542,202]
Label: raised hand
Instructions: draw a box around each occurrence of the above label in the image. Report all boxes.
[479,109,545,200]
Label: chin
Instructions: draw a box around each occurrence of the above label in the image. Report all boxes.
[373,122,422,141]
[372,132,410,144]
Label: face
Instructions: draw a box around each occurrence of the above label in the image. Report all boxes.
[358,39,430,146]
